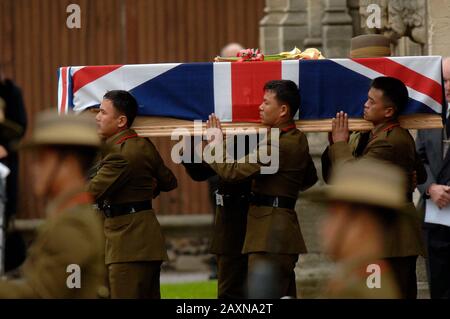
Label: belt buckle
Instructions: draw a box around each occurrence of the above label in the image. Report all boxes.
[273,197,279,208]
[215,192,224,207]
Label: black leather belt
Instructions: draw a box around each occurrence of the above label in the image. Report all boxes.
[250,193,296,209]
[215,191,250,207]
[100,200,152,218]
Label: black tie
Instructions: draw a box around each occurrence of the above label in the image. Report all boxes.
[446,115,450,139]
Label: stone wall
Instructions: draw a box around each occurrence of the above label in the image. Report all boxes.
[427,0,450,56]
[259,0,450,58]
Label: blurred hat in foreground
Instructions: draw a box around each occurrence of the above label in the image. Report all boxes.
[307,159,408,212]
[21,110,100,149]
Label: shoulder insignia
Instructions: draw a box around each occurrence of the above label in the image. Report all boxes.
[115,133,138,145]
[382,123,400,132]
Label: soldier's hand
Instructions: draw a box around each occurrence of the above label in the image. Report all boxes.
[206,113,224,144]
[331,111,349,143]
[0,145,8,159]
[428,183,450,208]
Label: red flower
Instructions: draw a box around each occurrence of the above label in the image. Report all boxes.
[237,48,264,62]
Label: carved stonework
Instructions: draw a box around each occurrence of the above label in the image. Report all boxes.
[321,0,353,58]
[359,0,427,45]
[388,0,427,44]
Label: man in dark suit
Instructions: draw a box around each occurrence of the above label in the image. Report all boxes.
[0,69,27,273]
[416,57,450,299]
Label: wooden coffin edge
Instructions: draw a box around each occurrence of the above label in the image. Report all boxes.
[132,113,443,137]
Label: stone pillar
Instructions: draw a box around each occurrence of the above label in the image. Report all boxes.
[279,0,308,51]
[348,0,362,36]
[321,0,353,58]
[260,0,288,54]
[427,0,450,56]
[303,0,323,50]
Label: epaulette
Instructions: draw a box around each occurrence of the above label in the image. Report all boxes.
[369,122,400,142]
[115,133,138,145]
[382,122,400,132]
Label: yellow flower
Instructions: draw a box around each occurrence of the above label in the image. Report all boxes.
[300,48,325,59]
[279,47,303,59]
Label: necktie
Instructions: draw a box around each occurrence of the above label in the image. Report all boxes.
[444,104,450,158]
[446,113,450,139]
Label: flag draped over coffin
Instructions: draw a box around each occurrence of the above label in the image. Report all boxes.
[58,56,444,121]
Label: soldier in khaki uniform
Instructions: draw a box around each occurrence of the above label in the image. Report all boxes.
[0,111,106,298]
[88,90,177,299]
[321,34,392,169]
[182,139,251,299]
[322,76,426,298]
[204,80,317,298]
[312,159,404,299]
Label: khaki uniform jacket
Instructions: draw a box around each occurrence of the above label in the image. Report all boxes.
[206,124,318,254]
[88,129,177,264]
[183,162,250,255]
[0,190,106,299]
[324,120,425,257]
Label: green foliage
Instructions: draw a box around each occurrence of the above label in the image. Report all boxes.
[161,280,217,299]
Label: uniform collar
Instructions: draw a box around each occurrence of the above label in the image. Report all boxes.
[105,128,137,145]
[275,121,297,133]
[370,119,400,138]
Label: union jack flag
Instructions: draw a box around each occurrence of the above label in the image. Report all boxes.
[57,56,444,121]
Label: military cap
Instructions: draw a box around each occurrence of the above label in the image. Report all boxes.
[350,34,391,58]
[308,159,408,211]
[21,110,100,149]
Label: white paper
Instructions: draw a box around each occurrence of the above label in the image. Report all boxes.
[425,199,450,227]
[0,163,9,179]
